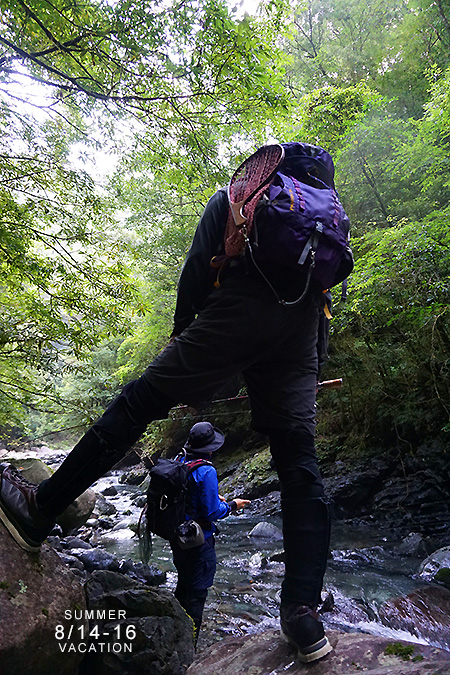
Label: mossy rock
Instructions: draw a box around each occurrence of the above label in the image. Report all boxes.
[434,567,450,590]
[219,447,279,500]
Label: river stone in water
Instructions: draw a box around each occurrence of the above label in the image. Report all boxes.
[62,535,93,550]
[394,532,430,558]
[94,493,118,516]
[418,545,450,583]
[248,521,283,540]
[119,468,147,485]
[70,547,121,572]
[187,630,450,674]
[102,485,118,496]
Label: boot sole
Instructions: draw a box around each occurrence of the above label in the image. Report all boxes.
[0,502,42,552]
[281,629,333,663]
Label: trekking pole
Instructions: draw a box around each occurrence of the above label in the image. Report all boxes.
[317,378,343,391]
[171,378,343,412]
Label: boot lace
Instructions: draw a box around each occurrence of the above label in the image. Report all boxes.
[3,464,38,490]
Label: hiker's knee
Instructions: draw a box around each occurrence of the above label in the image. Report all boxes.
[95,378,174,450]
[268,428,323,496]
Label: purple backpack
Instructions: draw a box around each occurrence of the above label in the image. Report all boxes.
[250,143,353,296]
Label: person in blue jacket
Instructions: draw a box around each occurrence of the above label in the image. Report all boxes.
[172,421,250,645]
[0,143,338,663]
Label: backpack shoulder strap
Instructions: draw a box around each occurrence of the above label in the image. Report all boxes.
[184,459,212,475]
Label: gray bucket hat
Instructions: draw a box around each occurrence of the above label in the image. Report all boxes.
[184,422,225,455]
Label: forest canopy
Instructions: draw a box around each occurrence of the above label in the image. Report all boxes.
[0,0,449,453]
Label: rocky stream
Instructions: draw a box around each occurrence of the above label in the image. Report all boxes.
[0,438,449,674]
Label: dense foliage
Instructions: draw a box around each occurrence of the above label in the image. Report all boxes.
[0,0,449,455]
[0,0,288,434]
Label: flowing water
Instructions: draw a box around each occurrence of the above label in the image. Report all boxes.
[94,474,450,654]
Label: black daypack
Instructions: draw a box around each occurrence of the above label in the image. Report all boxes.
[139,457,210,561]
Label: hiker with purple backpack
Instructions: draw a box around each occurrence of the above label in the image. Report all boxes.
[0,142,352,663]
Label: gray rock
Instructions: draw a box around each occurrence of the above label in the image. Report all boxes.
[187,629,450,674]
[323,457,391,519]
[45,534,63,550]
[269,550,285,563]
[82,570,194,674]
[56,488,97,534]
[57,551,86,572]
[70,547,120,573]
[94,493,118,516]
[97,517,116,529]
[394,532,429,558]
[119,468,148,486]
[85,570,139,600]
[62,535,93,550]
[418,545,450,581]
[101,485,118,496]
[118,559,166,586]
[0,524,87,674]
[8,457,54,483]
[112,517,136,531]
[133,494,148,508]
[86,517,99,527]
[248,521,283,540]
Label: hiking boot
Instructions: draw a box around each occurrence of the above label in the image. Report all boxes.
[0,464,54,552]
[280,603,332,663]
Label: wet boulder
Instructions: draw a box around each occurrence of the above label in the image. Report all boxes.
[371,472,450,537]
[330,545,386,569]
[133,494,147,508]
[379,585,450,652]
[112,516,136,531]
[97,517,117,530]
[58,551,86,574]
[323,456,391,519]
[248,491,281,518]
[61,535,93,550]
[218,447,279,500]
[418,545,450,588]
[7,456,54,483]
[187,629,450,674]
[322,448,450,540]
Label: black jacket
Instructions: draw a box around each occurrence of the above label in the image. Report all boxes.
[172,189,228,336]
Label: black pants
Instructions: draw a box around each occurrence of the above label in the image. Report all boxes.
[171,535,216,642]
[37,274,329,608]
